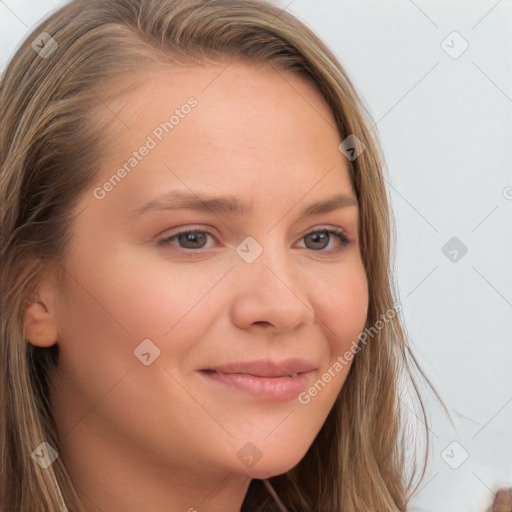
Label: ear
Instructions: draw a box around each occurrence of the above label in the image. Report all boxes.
[23,277,59,348]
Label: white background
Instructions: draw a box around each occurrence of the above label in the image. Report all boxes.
[1,1,511,511]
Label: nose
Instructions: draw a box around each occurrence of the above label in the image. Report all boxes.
[229,242,316,332]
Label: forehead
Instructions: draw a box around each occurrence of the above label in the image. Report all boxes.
[98,62,338,147]
[89,62,354,207]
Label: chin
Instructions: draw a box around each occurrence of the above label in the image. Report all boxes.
[235,447,308,480]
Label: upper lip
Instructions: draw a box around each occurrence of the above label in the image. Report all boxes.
[199,359,316,378]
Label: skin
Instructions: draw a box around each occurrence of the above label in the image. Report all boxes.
[492,489,512,512]
[24,61,369,512]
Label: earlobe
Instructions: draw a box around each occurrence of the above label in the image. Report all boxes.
[23,285,59,348]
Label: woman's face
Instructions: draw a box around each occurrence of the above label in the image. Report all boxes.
[48,62,368,486]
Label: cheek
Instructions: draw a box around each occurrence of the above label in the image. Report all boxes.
[292,264,367,429]
[52,249,231,406]
[53,269,134,392]
[99,249,233,338]
[57,249,221,339]
[52,254,206,436]
[320,262,369,354]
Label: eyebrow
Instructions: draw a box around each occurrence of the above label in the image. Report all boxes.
[134,191,358,218]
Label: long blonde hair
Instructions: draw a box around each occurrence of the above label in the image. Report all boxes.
[0,1,446,510]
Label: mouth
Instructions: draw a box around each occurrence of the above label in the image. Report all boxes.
[200,369,305,378]
[198,359,316,402]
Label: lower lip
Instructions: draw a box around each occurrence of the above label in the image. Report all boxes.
[199,371,310,402]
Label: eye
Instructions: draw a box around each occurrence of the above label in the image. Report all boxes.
[301,229,350,251]
[158,229,214,250]
[157,227,350,252]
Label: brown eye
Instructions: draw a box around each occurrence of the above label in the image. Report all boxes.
[159,230,211,250]
[303,230,349,251]
[177,232,208,249]
[304,231,330,250]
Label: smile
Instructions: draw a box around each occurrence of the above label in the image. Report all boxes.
[198,359,316,402]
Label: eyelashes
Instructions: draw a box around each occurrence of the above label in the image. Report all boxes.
[157,227,351,253]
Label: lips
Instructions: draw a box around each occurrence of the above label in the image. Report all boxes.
[198,359,316,402]
[200,359,316,378]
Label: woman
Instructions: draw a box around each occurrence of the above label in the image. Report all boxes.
[0,0,492,510]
